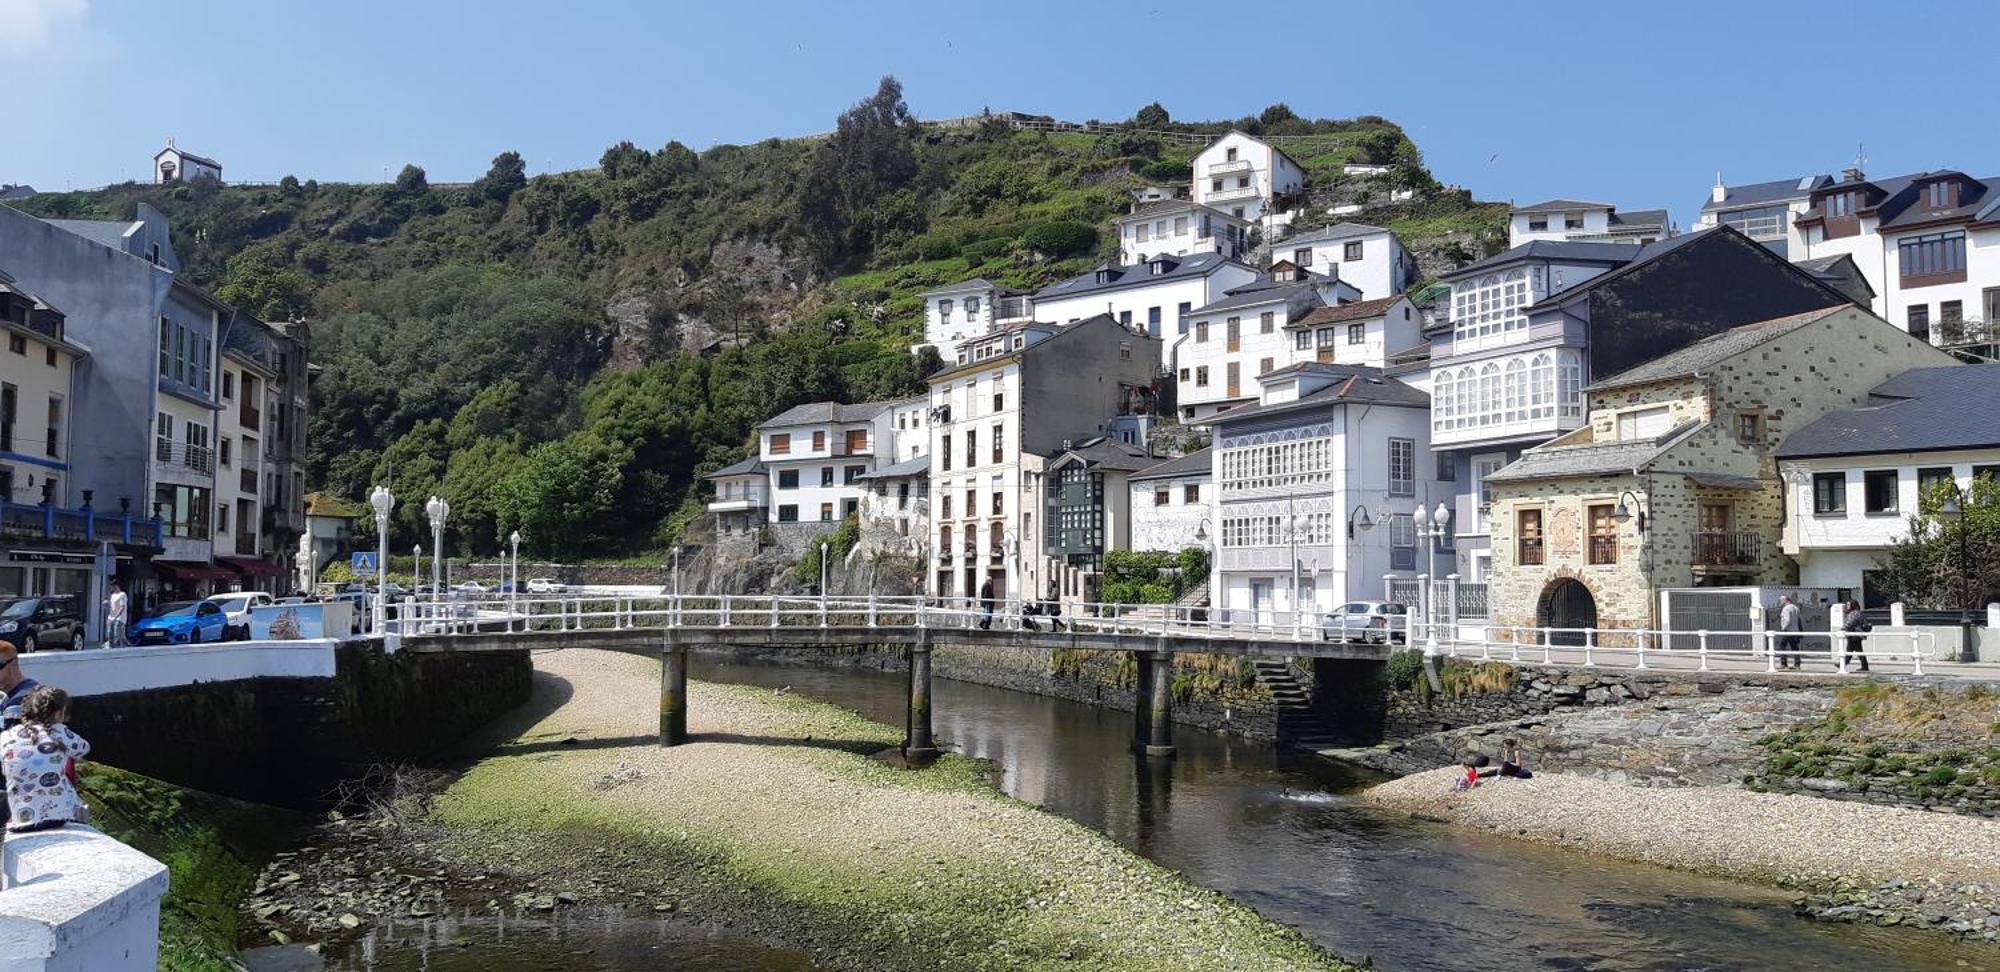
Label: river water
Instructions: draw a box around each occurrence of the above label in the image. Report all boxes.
[685,653,1996,972]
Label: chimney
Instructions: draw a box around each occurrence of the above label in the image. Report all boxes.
[1841,167,1864,183]
[1711,172,1726,205]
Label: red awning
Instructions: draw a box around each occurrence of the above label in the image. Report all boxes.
[153,560,236,583]
[218,556,288,578]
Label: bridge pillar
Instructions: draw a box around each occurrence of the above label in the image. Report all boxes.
[1145,649,1175,758]
[660,637,689,746]
[905,640,939,761]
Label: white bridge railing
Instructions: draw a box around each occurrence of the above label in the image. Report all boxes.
[382,591,1943,676]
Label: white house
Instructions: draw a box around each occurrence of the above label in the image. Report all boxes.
[1268,223,1418,301]
[1507,200,1672,247]
[1191,131,1305,229]
[1113,199,1250,266]
[925,316,1162,601]
[1787,168,2000,345]
[1172,266,1362,420]
[705,457,769,539]
[154,140,222,184]
[1128,449,1213,554]
[1777,363,2000,606]
[1199,362,1439,628]
[759,398,918,525]
[1032,252,1257,364]
[1283,295,1424,372]
[915,279,1033,355]
[856,454,930,553]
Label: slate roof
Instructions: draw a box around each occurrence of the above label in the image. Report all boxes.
[1853,171,2000,232]
[1033,252,1246,302]
[1608,208,1669,228]
[1484,421,1702,484]
[1117,198,1240,223]
[1586,306,1845,393]
[1129,448,1213,482]
[918,277,1000,297]
[1521,227,1755,312]
[1194,365,1428,427]
[1700,175,1828,213]
[762,400,895,428]
[1777,365,2000,459]
[1046,437,1160,472]
[1514,199,1614,213]
[705,456,766,478]
[856,454,931,480]
[1442,240,1641,280]
[1280,222,1390,246]
[1285,295,1406,329]
[1192,277,1324,314]
[0,185,35,200]
[156,145,222,168]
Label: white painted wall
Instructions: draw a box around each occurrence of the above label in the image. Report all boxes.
[1781,450,2000,595]
[1176,297,1302,417]
[1116,207,1248,265]
[0,827,167,972]
[1279,231,1410,300]
[1794,206,2000,332]
[1129,474,1211,552]
[18,639,339,697]
[1032,266,1255,365]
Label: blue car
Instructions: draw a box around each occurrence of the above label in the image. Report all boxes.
[130,600,229,646]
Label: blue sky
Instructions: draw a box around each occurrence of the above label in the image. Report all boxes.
[9,0,1995,227]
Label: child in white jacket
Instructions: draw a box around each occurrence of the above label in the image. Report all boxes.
[1,686,91,832]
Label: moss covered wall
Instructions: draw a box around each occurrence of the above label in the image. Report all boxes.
[70,644,531,808]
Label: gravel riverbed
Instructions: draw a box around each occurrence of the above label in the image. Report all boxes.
[1366,767,2000,940]
[410,648,1355,971]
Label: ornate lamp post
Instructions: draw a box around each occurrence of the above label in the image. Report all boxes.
[425,495,450,602]
[1413,501,1453,657]
[368,486,393,633]
[509,530,522,621]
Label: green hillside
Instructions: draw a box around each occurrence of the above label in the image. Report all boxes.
[10,81,1505,558]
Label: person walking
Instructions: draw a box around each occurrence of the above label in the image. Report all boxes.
[1777,595,1802,670]
[0,643,41,729]
[1842,599,1872,672]
[978,578,996,631]
[1,686,90,833]
[104,581,128,650]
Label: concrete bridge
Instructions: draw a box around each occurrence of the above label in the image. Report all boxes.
[402,601,1393,759]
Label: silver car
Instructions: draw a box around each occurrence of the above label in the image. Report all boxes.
[1319,601,1409,644]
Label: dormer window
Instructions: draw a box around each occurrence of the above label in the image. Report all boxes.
[1826,192,1854,217]
[1927,180,1959,209]
[1564,214,1584,230]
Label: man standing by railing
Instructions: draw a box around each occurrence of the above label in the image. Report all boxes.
[104,581,128,650]
[1777,595,1802,670]
[978,578,996,630]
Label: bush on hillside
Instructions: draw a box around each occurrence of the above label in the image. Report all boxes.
[1022,220,1097,259]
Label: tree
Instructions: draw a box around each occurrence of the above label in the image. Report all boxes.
[796,76,921,269]
[1133,102,1170,129]
[1258,103,1299,128]
[216,245,313,321]
[480,151,527,203]
[394,164,428,194]
[494,435,630,557]
[1880,475,2000,610]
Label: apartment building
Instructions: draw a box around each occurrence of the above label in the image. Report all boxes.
[1484,306,1952,635]
[1777,364,1998,606]
[1042,437,1158,602]
[1269,223,1419,301]
[1200,362,1439,626]
[1172,266,1362,420]
[925,315,1161,601]
[1033,252,1256,364]
[1284,296,1423,372]
[1127,448,1212,555]
[1428,227,1868,582]
[1113,199,1250,265]
[1507,201,1672,247]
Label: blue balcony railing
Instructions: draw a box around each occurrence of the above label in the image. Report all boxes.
[0,499,163,549]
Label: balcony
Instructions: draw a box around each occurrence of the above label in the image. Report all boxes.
[240,404,262,432]
[1205,159,1253,176]
[1204,184,1261,203]
[707,485,771,514]
[1693,531,1762,569]
[154,439,214,474]
[0,499,163,549]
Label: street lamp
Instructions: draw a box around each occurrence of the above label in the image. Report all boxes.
[1413,501,1452,579]
[1611,490,1649,532]
[509,530,522,622]
[368,486,394,634]
[820,541,831,598]
[425,495,450,601]
[1346,504,1375,539]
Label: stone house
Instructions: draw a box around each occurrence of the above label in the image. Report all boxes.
[1483,305,1956,638]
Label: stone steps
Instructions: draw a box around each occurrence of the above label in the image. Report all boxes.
[1250,658,1343,751]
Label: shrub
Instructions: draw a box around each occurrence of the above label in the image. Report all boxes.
[1139,159,1192,183]
[1022,220,1098,258]
[960,237,1012,261]
[1383,649,1426,692]
[914,234,959,261]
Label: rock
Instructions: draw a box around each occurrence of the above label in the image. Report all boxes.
[555,891,578,905]
[1802,778,1850,793]
[339,913,362,929]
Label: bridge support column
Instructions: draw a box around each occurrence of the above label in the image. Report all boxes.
[905,640,939,761]
[1145,649,1175,758]
[660,638,689,746]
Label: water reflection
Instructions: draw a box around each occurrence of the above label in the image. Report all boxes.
[691,652,1998,972]
[304,903,817,972]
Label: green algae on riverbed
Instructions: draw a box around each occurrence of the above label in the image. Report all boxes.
[429,650,1358,971]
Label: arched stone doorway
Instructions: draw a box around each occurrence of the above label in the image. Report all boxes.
[1538,578,1598,646]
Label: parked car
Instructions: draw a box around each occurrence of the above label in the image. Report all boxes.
[207,591,274,640]
[0,596,84,652]
[526,578,567,594]
[131,600,229,646]
[1319,601,1409,645]
[453,581,490,594]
